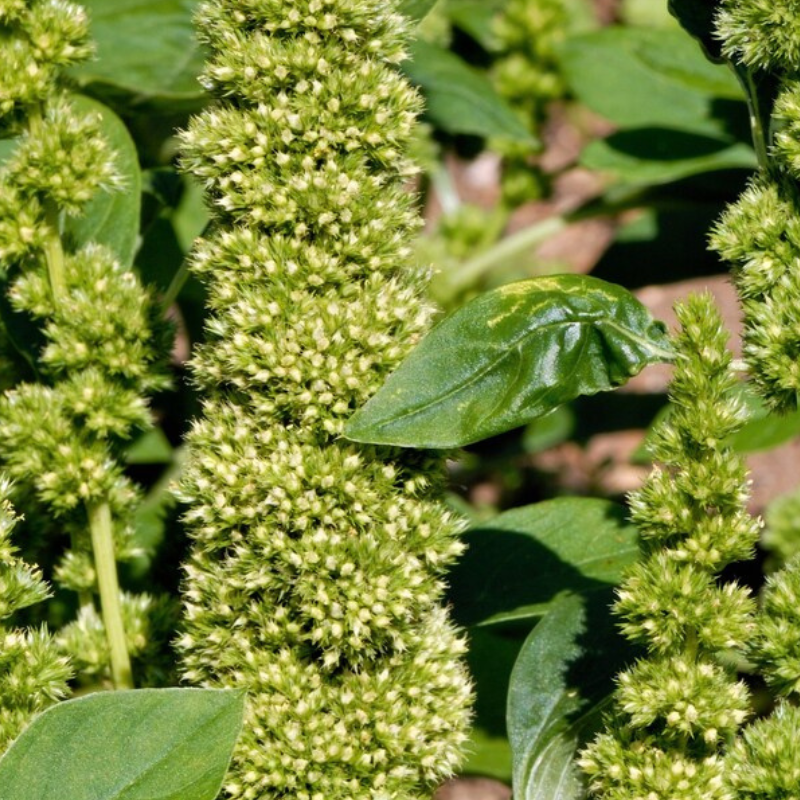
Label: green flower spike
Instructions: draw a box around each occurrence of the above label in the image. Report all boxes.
[580,294,758,800]
[0,0,171,691]
[177,2,473,799]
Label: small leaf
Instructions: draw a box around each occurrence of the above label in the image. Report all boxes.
[398,0,439,22]
[448,498,639,627]
[70,0,205,108]
[508,594,629,800]
[345,275,672,448]
[404,40,536,143]
[0,688,245,800]
[66,96,141,266]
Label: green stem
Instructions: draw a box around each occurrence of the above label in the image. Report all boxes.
[161,258,190,312]
[444,214,568,294]
[741,68,770,171]
[28,108,67,302]
[88,501,133,690]
[42,200,67,302]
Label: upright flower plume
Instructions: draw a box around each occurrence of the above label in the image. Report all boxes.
[580,294,759,800]
[177,2,472,798]
[0,479,70,752]
[711,0,800,411]
[0,0,171,690]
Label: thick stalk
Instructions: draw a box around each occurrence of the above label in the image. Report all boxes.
[88,501,133,690]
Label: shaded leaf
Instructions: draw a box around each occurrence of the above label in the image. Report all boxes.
[345,275,672,449]
[66,96,141,266]
[582,128,756,186]
[558,27,742,135]
[0,688,244,800]
[508,594,628,800]
[71,0,205,107]
[404,40,535,142]
[448,498,639,627]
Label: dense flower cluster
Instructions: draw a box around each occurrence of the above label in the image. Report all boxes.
[711,0,800,411]
[0,0,170,688]
[0,480,70,751]
[177,1,472,798]
[580,295,758,800]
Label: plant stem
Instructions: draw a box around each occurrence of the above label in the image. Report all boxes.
[88,501,133,690]
[739,67,770,171]
[42,200,67,302]
[444,214,568,294]
[28,108,67,302]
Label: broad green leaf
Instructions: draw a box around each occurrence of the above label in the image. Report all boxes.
[582,129,756,186]
[558,28,742,136]
[508,594,628,800]
[404,40,536,143]
[67,96,141,266]
[399,0,439,22]
[448,498,639,627]
[668,0,724,63]
[0,688,244,800]
[71,0,204,107]
[344,275,672,449]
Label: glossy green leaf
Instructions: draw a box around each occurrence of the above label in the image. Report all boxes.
[0,688,244,800]
[404,40,535,143]
[508,594,627,800]
[345,275,672,449]
[558,27,742,136]
[71,0,204,107]
[582,129,756,186]
[66,96,141,266]
[448,498,639,627]
[398,0,439,21]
